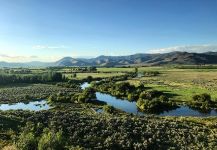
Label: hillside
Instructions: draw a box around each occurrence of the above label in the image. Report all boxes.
[1,51,217,67]
[56,51,217,66]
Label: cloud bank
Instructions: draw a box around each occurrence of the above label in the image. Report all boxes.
[148,45,217,54]
[0,54,38,60]
[0,54,61,62]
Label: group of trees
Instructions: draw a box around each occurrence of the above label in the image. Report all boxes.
[104,72,137,82]
[81,66,97,72]
[15,123,64,150]
[0,72,64,85]
[189,93,217,110]
[48,88,96,104]
[93,81,145,101]
[77,88,96,103]
[93,80,177,112]
[143,71,160,77]
[136,91,176,113]
[0,68,32,74]
[48,92,75,103]
[65,67,97,73]
[174,65,217,69]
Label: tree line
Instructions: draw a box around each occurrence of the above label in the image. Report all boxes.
[0,72,64,85]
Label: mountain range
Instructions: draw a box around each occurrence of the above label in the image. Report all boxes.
[1,51,217,68]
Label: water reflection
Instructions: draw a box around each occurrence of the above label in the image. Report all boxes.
[81,82,217,117]
[0,100,50,111]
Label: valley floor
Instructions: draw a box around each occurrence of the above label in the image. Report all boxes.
[0,66,217,149]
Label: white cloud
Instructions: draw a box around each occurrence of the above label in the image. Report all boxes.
[0,54,39,62]
[0,54,65,62]
[32,45,67,50]
[148,45,217,54]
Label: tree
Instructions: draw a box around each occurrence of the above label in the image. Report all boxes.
[72,73,77,78]
[78,88,96,103]
[50,72,63,82]
[87,67,97,72]
[48,95,56,103]
[103,105,115,114]
[135,67,138,73]
[139,90,162,100]
[38,128,64,150]
[86,76,93,83]
[16,132,37,150]
[192,93,211,102]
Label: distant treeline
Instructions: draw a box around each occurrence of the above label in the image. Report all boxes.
[0,68,32,74]
[174,65,217,69]
[0,72,64,85]
[48,66,97,72]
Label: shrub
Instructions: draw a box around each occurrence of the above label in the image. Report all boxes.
[159,95,169,102]
[143,71,160,77]
[103,105,115,114]
[48,95,56,103]
[86,76,93,83]
[136,98,175,113]
[15,132,37,150]
[192,93,211,102]
[139,90,162,100]
[38,128,64,150]
[127,93,138,101]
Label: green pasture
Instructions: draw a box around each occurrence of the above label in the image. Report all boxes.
[127,67,217,102]
[64,72,125,79]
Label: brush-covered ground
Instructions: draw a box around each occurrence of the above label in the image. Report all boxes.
[1,108,217,150]
[0,66,217,149]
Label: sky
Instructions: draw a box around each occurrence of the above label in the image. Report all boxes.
[0,0,217,62]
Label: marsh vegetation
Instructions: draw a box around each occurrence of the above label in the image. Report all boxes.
[0,66,217,149]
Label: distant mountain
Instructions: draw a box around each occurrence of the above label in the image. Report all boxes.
[54,51,217,66]
[1,51,217,68]
[55,57,89,66]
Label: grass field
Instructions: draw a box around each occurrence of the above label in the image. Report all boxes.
[97,66,166,72]
[62,66,217,102]
[125,67,217,102]
[64,72,126,79]
[2,66,217,103]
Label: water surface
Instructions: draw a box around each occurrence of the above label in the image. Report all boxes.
[81,82,217,117]
[0,100,50,111]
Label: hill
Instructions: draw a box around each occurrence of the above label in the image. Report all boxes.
[1,51,217,67]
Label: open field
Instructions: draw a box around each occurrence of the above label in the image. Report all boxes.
[64,72,126,79]
[126,67,217,102]
[98,67,168,72]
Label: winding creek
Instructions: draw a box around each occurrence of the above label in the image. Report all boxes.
[81,82,217,117]
[0,82,216,117]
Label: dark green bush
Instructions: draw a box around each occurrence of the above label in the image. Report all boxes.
[192,93,211,102]
[38,128,64,150]
[139,90,162,100]
[103,105,115,114]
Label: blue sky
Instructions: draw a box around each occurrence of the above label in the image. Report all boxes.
[0,0,217,62]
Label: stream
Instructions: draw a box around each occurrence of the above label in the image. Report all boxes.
[81,82,217,117]
[1,82,216,117]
